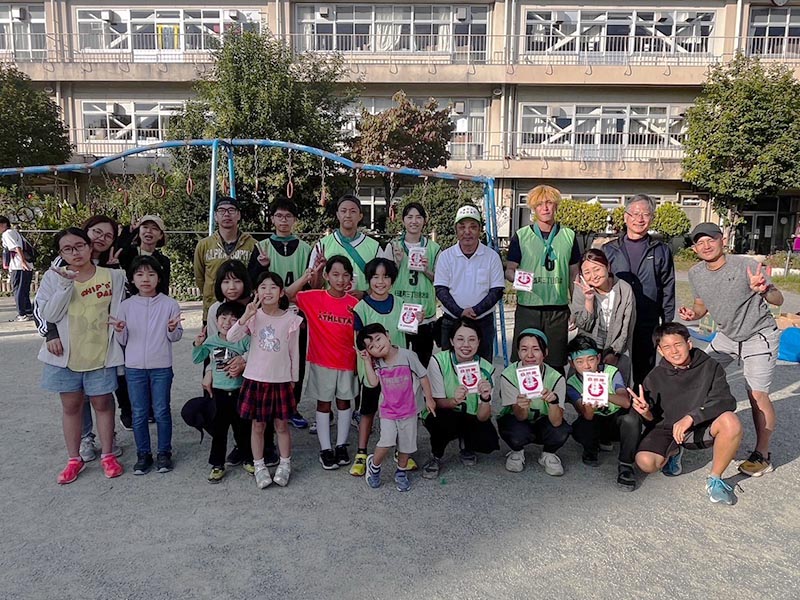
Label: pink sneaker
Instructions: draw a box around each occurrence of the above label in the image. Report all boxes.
[101,455,124,479]
[57,459,85,485]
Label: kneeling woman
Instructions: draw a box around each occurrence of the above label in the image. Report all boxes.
[422,318,499,479]
[498,329,571,476]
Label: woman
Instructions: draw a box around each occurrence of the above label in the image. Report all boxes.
[390,202,441,366]
[118,215,171,291]
[421,318,499,479]
[570,248,636,383]
[37,228,128,484]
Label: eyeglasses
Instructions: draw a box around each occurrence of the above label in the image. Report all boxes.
[60,242,89,255]
[273,213,295,221]
[625,211,652,220]
[89,227,115,242]
[216,208,238,216]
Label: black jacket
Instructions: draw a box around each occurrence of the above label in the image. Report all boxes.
[604,234,675,325]
[643,348,735,427]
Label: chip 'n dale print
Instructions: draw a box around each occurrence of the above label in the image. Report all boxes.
[258,324,281,352]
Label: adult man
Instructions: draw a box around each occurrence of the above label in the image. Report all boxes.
[193,197,256,321]
[1,215,34,321]
[504,185,580,369]
[679,223,783,478]
[434,205,505,362]
[604,194,675,385]
[308,194,382,300]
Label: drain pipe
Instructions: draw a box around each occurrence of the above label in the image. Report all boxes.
[734,0,744,53]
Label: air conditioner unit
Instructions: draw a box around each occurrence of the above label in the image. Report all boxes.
[100,10,114,23]
[455,7,468,21]
[224,9,240,20]
[11,7,27,21]
[318,6,331,18]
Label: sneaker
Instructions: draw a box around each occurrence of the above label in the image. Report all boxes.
[134,453,154,475]
[57,459,85,485]
[617,463,636,492]
[582,450,600,467]
[290,413,309,429]
[273,462,291,487]
[394,469,411,492]
[208,466,225,483]
[156,452,173,473]
[505,450,525,473]
[79,435,99,462]
[14,314,32,322]
[459,449,477,467]
[706,475,736,505]
[662,446,684,477]
[101,454,124,478]
[393,451,418,471]
[334,444,351,466]
[365,455,381,488]
[112,433,123,458]
[422,457,441,480]
[242,461,255,475]
[255,467,273,489]
[226,447,244,466]
[319,449,339,470]
[738,450,774,477]
[119,413,133,431]
[599,442,614,452]
[309,421,318,435]
[264,449,281,468]
[538,452,564,476]
[350,453,367,477]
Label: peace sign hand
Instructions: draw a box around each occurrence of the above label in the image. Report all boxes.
[194,326,207,347]
[241,297,261,322]
[106,246,123,266]
[575,275,595,301]
[256,244,271,268]
[627,385,651,419]
[167,313,185,332]
[747,264,769,294]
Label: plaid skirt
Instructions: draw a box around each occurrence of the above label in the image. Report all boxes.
[238,378,296,422]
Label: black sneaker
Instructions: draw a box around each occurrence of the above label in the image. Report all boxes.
[134,453,154,475]
[119,413,133,431]
[319,449,339,470]
[226,447,244,466]
[617,463,636,491]
[582,450,600,467]
[156,452,173,473]
[334,444,351,466]
[264,448,281,468]
[459,449,477,466]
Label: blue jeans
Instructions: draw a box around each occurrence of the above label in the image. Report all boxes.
[126,367,174,455]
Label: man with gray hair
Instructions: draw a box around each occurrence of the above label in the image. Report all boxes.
[603,194,675,385]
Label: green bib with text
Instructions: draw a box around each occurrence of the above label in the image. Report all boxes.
[391,237,441,319]
[499,361,564,421]
[567,364,621,416]
[516,225,575,306]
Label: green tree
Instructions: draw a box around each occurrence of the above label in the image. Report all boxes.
[610,205,625,232]
[350,91,455,204]
[682,55,800,230]
[0,66,71,168]
[555,199,609,246]
[652,202,691,241]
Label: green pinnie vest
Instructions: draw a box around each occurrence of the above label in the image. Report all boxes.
[422,350,494,418]
[567,364,622,416]
[354,294,406,382]
[391,235,441,320]
[515,224,575,306]
[499,361,564,421]
[257,237,311,288]
[319,231,380,293]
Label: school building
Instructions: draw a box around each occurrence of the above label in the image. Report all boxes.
[3,0,800,251]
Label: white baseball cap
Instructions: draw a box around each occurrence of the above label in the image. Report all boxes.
[454,205,482,225]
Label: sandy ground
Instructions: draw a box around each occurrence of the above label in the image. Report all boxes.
[0,293,799,600]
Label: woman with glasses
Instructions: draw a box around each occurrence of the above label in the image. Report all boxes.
[36,228,128,484]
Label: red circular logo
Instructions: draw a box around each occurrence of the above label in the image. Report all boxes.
[517,272,532,285]
[462,372,478,387]
[402,311,416,324]
[587,381,604,397]
[521,374,540,392]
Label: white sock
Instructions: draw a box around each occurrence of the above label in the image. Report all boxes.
[316,411,331,450]
[336,406,352,446]
[254,458,266,469]
[280,456,291,465]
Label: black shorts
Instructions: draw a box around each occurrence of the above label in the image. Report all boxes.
[358,382,381,416]
[637,421,715,458]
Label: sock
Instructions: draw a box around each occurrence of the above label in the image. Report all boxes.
[357,447,367,455]
[100,453,114,459]
[368,458,381,475]
[316,411,331,450]
[68,456,81,463]
[254,459,266,469]
[280,456,291,465]
[336,406,353,446]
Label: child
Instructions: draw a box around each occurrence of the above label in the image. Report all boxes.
[632,322,743,505]
[356,324,435,492]
[288,255,359,470]
[351,257,419,478]
[228,272,303,488]
[497,329,570,477]
[566,335,641,491]
[111,255,183,475]
[192,301,251,484]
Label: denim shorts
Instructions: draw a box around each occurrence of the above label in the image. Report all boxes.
[41,364,118,396]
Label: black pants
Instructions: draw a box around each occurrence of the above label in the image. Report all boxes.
[423,409,499,458]
[571,410,641,464]
[405,322,436,367]
[497,413,571,453]
[116,373,132,419]
[209,388,252,467]
[631,322,658,387]
[441,314,495,363]
[11,269,32,317]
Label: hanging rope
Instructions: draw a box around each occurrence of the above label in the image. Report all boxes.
[285,149,294,198]
[388,171,397,222]
[319,157,328,207]
[354,168,362,196]
[253,145,259,193]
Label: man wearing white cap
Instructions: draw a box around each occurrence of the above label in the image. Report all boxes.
[434,205,505,361]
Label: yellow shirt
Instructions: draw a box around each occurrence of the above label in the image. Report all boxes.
[67,267,112,372]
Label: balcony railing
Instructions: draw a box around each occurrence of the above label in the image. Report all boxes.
[74,128,172,157]
[449,131,686,162]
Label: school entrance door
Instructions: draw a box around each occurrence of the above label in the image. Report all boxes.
[738,212,776,254]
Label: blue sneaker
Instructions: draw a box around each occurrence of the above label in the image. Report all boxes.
[366,455,381,489]
[394,469,411,492]
[662,446,684,477]
[706,476,736,505]
[290,412,309,429]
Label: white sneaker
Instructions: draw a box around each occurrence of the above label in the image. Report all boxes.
[273,462,291,487]
[255,467,272,489]
[112,433,123,458]
[79,435,99,462]
[505,450,525,473]
[538,452,564,476]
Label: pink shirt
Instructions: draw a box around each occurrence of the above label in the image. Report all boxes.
[228,310,303,383]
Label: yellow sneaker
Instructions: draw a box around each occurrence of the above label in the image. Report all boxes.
[350,453,367,477]
[394,450,418,471]
[738,451,774,477]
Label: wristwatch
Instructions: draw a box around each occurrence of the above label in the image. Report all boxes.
[480,394,492,403]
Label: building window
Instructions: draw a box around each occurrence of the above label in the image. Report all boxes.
[0,4,46,60]
[748,8,800,57]
[81,101,183,145]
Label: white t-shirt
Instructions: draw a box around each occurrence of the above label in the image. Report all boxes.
[433,242,505,319]
[2,229,27,271]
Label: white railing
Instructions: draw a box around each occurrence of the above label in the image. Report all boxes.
[73,128,172,156]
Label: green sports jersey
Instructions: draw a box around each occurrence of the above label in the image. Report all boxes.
[567,364,622,416]
[354,294,405,382]
[499,361,564,421]
[257,236,311,288]
[515,224,575,306]
[391,235,441,319]
[318,230,380,293]
[423,350,494,418]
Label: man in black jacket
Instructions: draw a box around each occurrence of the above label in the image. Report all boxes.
[630,323,742,505]
[604,194,675,385]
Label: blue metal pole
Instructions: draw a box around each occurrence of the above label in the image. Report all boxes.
[208,139,219,236]
[226,144,236,199]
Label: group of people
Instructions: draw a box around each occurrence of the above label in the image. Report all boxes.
[27,184,784,504]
